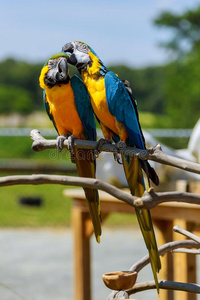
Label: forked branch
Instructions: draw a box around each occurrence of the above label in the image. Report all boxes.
[1,174,200,210]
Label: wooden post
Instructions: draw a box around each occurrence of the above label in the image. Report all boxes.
[173,181,197,300]
[72,203,91,300]
[154,219,174,300]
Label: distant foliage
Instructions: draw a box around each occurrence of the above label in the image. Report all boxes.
[0,59,79,115]
[0,58,42,113]
[0,85,33,113]
[154,4,200,128]
[165,53,200,127]
[154,5,200,57]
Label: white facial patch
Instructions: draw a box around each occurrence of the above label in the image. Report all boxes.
[73,48,91,65]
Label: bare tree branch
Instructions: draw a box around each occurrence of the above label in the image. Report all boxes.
[173,249,200,254]
[173,225,200,244]
[134,188,200,209]
[127,280,200,295]
[0,174,136,206]
[130,240,200,273]
[30,129,200,175]
[1,175,200,210]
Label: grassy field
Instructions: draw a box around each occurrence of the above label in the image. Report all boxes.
[0,179,137,227]
[0,184,72,227]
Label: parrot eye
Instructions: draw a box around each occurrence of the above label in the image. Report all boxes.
[76,42,89,53]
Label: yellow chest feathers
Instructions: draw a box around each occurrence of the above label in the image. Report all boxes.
[45,83,84,137]
[81,52,106,110]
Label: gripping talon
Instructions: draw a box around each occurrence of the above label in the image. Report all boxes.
[113,152,123,164]
[57,135,67,152]
[116,140,126,149]
[113,140,127,164]
[67,135,76,163]
[95,138,112,156]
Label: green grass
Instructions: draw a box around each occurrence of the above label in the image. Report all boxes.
[0,182,138,227]
[0,184,72,227]
[0,136,73,162]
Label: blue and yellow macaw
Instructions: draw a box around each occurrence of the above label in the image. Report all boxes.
[62,42,161,290]
[39,52,101,242]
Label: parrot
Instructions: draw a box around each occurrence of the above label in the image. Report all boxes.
[39,52,101,243]
[62,41,161,290]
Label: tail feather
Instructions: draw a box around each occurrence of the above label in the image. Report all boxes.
[141,160,159,186]
[74,148,101,242]
[122,154,161,292]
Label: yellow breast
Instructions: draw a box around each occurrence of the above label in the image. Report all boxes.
[82,72,117,134]
[45,83,84,138]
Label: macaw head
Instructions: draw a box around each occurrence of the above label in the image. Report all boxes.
[62,41,94,70]
[39,52,69,89]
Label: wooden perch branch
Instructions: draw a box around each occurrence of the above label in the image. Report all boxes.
[30,129,200,175]
[173,225,200,244]
[109,281,200,299]
[128,280,200,295]
[130,240,200,273]
[173,249,200,254]
[134,188,200,209]
[1,175,200,210]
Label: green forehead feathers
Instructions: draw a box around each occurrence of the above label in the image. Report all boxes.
[44,52,69,66]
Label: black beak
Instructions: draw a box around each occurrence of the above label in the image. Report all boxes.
[62,42,77,66]
[44,57,69,87]
[56,58,68,80]
[62,42,74,54]
[67,53,77,66]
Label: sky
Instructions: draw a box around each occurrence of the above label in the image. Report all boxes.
[1,0,200,67]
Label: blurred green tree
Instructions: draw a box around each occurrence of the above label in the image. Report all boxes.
[0,85,33,114]
[0,59,42,113]
[154,5,200,127]
[154,6,200,57]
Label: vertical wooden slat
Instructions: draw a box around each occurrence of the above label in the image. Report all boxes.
[72,205,91,300]
[154,219,174,300]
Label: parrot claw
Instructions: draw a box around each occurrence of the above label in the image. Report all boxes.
[94,138,112,158]
[113,152,123,164]
[113,140,126,164]
[116,140,127,150]
[67,135,76,163]
[57,135,67,152]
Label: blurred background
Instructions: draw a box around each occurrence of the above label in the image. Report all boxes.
[0,1,200,299]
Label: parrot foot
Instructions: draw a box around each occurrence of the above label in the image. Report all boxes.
[113,152,123,165]
[67,135,76,163]
[94,138,112,158]
[116,140,127,150]
[57,135,67,152]
[114,140,127,164]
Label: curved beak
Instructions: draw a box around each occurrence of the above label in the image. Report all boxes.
[56,57,68,81]
[62,42,74,54]
[62,42,78,66]
[44,57,68,87]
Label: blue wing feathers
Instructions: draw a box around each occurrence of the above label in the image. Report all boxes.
[71,75,96,141]
[105,72,144,149]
